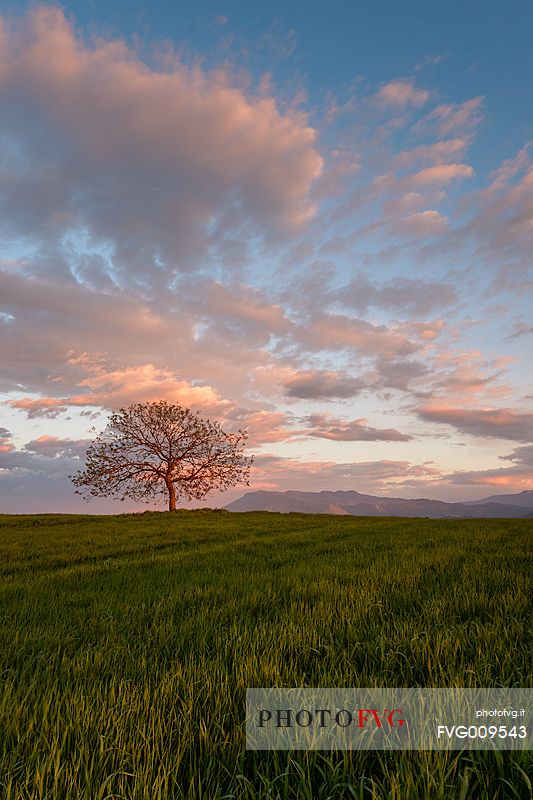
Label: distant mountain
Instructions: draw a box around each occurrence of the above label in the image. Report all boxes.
[224,490,532,519]
[465,490,533,508]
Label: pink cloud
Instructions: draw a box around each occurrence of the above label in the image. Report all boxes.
[382,191,425,216]
[373,79,430,109]
[185,279,292,346]
[0,5,323,274]
[0,269,289,403]
[366,164,472,220]
[225,409,296,446]
[394,138,468,168]
[303,413,412,442]
[24,435,88,458]
[414,96,484,136]
[444,445,533,488]
[424,349,513,404]
[0,427,14,453]
[417,405,533,442]
[489,143,531,187]
[393,210,448,238]
[8,398,69,418]
[249,454,441,493]
[462,155,533,283]
[405,320,445,342]
[366,345,511,404]
[282,370,364,399]
[7,365,229,418]
[337,275,456,317]
[300,312,416,356]
[407,163,474,188]
[446,473,532,488]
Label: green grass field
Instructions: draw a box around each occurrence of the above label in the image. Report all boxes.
[0,511,531,799]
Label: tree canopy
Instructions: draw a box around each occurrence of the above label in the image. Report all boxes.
[70,401,253,511]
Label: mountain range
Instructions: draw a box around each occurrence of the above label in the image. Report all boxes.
[224,490,533,519]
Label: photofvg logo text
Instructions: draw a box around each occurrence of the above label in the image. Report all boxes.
[248,693,408,749]
[246,688,532,750]
[258,707,405,730]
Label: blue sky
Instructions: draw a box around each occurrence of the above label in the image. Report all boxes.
[0,1,531,511]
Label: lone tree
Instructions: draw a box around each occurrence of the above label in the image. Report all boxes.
[70,401,253,511]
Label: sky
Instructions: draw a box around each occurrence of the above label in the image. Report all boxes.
[0,1,532,512]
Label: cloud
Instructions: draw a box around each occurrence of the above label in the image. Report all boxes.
[414,96,484,136]
[337,275,457,316]
[249,454,440,493]
[372,357,429,392]
[423,350,511,402]
[395,145,532,286]
[0,432,137,512]
[303,413,412,442]
[464,156,533,284]
[505,323,533,341]
[223,409,295,446]
[444,444,533,488]
[0,268,288,403]
[393,209,448,238]
[0,427,14,453]
[0,434,86,482]
[489,143,531,186]
[394,138,468,168]
[182,278,292,346]
[6,366,302,449]
[373,79,430,109]
[414,53,448,73]
[407,163,474,188]
[6,366,229,417]
[417,406,533,442]
[0,5,323,279]
[299,312,416,356]
[365,164,473,227]
[0,266,197,395]
[24,435,89,458]
[7,398,70,419]
[506,444,533,468]
[282,370,364,399]
[382,191,426,216]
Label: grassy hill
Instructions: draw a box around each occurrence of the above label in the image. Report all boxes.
[0,511,531,799]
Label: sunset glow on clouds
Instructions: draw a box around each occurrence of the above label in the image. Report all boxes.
[0,3,532,511]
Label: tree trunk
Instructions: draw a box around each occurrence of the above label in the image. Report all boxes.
[166,480,176,512]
